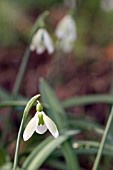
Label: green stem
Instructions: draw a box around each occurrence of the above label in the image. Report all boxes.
[12,47,30,97]
[1,11,49,147]
[13,94,40,170]
[1,11,49,170]
[13,116,25,170]
[0,46,31,146]
[92,107,113,170]
[103,64,113,170]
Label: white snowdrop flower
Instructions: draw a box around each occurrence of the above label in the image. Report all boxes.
[23,102,59,141]
[55,15,77,53]
[101,0,113,12]
[30,28,54,54]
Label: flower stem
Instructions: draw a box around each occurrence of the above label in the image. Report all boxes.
[12,47,30,97]
[0,46,31,146]
[13,94,40,170]
[12,12,49,170]
[92,106,113,170]
[13,116,25,170]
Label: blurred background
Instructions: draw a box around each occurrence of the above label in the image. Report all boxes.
[1,0,113,169]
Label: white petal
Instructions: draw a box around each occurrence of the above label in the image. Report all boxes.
[36,44,45,54]
[62,39,73,53]
[30,29,45,54]
[55,16,67,38]
[30,28,54,54]
[35,29,45,54]
[30,44,35,51]
[43,30,54,54]
[35,124,47,134]
[55,15,77,42]
[23,115,37,141]
[43,114,59,138]
[55,15,77,53]
[30,33,39,51]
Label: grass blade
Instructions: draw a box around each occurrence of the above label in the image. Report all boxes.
[22,130,79,170]
[39,78,80,170]
[92,107,113,170]
[62,95,113,108]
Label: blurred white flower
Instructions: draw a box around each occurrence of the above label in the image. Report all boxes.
[23,111,59,141]
[101,0,113,12]
[30,28,54,54]
[55,15,77,53]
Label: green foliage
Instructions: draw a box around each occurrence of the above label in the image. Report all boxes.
[13,94,40,170]
[39,79,80,170]
[22,131,79,170]
[1,0,113,170]
[0,148,7,166]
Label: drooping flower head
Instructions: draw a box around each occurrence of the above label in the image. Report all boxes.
[23,101,59,141]
[55,14,77,53]
[30,28,54,54]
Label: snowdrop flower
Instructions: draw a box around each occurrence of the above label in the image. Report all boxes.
[101,0,113,12]
[30,28,54,54]
[23,102,59,141]
[55,15,77,53]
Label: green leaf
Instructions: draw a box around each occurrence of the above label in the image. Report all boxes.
[39,78,67,129]
[39,78,80,170]
[73,140,113,156]
[46,160,67,170]
[92,107,113,170]
[0,100,28,109]
[62,95,113,108]
[1,162,21,170]
[1,162,12,170]
[68,117,113,142]
[0,88,10,100]
[69,117,104,135]
[0,148,7,166]
[22,137,52,168]
[22,130,79,170]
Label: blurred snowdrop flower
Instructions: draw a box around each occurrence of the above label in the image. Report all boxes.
[55,15,77,53]
[30,28,54,54]
[23,102,59,141]
[101,0,113,12]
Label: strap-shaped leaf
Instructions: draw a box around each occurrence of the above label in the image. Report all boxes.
[62,95,113,108]
[39,79,67,129]
[22,130,79,170]
[39,78,80,170]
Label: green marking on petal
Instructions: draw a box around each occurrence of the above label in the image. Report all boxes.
[38,113,44,125]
